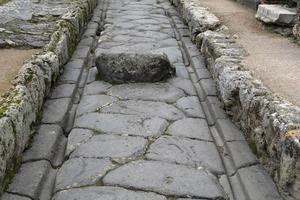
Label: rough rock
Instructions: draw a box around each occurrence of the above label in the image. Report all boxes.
[96,53,175,84]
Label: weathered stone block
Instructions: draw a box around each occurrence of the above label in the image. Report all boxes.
[95,53,175,84]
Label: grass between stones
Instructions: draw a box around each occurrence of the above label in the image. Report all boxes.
[0,0,11,6]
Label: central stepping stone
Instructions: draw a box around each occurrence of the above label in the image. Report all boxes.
[96,53,175,84]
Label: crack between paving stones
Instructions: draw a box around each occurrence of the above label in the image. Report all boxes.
[6,191,34,200]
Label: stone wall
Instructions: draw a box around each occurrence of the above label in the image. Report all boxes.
[0,0,97,194]
[169,0,300,199]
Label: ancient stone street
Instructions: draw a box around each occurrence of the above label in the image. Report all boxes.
[2,0,285,200]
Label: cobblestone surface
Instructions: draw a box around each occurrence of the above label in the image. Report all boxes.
[3,0,283,199]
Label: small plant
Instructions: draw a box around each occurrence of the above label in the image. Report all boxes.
[0,0,11,6]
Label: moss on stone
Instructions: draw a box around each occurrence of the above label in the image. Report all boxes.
[0,0,11,6]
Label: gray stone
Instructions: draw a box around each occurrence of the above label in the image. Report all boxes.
[75,113,168,138]
[64,59,85,70]
[175,64,190,79]
[22,125,66,167]
[55,158,115,192]
[76,95,118,117]
[168,77,196,96]
[227,141,258,168]
[7,161,53,199]
[50,84,77,99]
[66,128,94,157]
[166,118,212,141]
[72,47,90,60]
[86,67,98,84]
[199,79,218,97]
[1,193,31,200]
[215,119,245,141]
[152,46,183,64]
[103,160,226,199]
[52,186,167,200]
[100,100,184,121]
[83,81,112,95]
[176,96,205,118]
[95,53,175,84]
[70,134,147,162]
[42,98,71,126]
[107,83,185,103]
[195,67,212,80]
[190,55,206,69]
[59,68,82,84]
[237,165,282,200]
[146,136,224,174]
[256,5,297,25]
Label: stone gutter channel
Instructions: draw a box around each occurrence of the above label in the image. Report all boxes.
[0,0,297,200]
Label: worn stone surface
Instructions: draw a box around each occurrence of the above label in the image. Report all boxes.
[75,113,168,138]
[50,84,77,99]
[166,118,212,141]
[96,53,175,84]
[66,128,94,157]
[100,99,185,121]
[103,160,226,199]
[70,134,147,162]
[55,158,114,192]
[83,81,112,95]
[176,96,205,118]
[52,186,167,200]
[1,193,31,200]
[22,124,66,167]
[146,136,224,174]
[107,83,185,103]
[256,4,297,25]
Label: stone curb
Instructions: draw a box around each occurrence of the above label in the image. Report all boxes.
[0,0,98,194]
[169,0,300,199]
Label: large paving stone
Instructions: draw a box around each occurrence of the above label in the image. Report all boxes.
[42,98,72,126]
[66,128,94,157]
[7,161,53,199]
[70,134,147,162]
[146,136,224,174]
[76,95,118,116]
[96,53,175,84]
[83,81,112,95]
[227,141,258,168]
[52,186,167,200]
[103,160,226,199]
[166,118,212,141]
[75,113,168,138]
[50,84,77,99]
[99,100,184,121]
[236,165,282,200]
[22,124,66,167]
[107,83,185,103]
[167,77,197,96]
[55,158,115,192]
[1,193,31,200]
[176,96,205,118]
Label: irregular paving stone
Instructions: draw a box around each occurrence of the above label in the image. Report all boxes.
[52,186,167,200]
[146,136,224,174]
[70,134,147,162]
[1,193,31,200]
[64,59,85,70]
[7,161,53,199]
[176,96,205,118]
[107,83,185,103]
[174,64,190,79]
[96,53,175,84]
[86,67,98,84]
[100,99,184,121]
[227,141,258,168]
[42,98,71,126]
[103,160,226,199]
[76,95,118,116]
[22,124,66,167]
[50,84,77,99]
[83,81,112,95]
[75,113,168,138]
[215,119,246,141]
[166,118,212,141]
[55,158,115,192]
[66,128,94,157]
[168,77,197,96]
[237,165,282,200]
[59,68,82,84]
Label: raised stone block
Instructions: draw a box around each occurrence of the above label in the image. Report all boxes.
[256,4,297,25]
[95,53,175,84]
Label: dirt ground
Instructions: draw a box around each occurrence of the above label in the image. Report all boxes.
[0,49,40,97]
[196,0,300,107]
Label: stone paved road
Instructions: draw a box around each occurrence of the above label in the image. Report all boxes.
[3,0,284,200]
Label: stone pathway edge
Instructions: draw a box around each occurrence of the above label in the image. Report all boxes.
[0,0,98,194]
[168,0,300,198]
